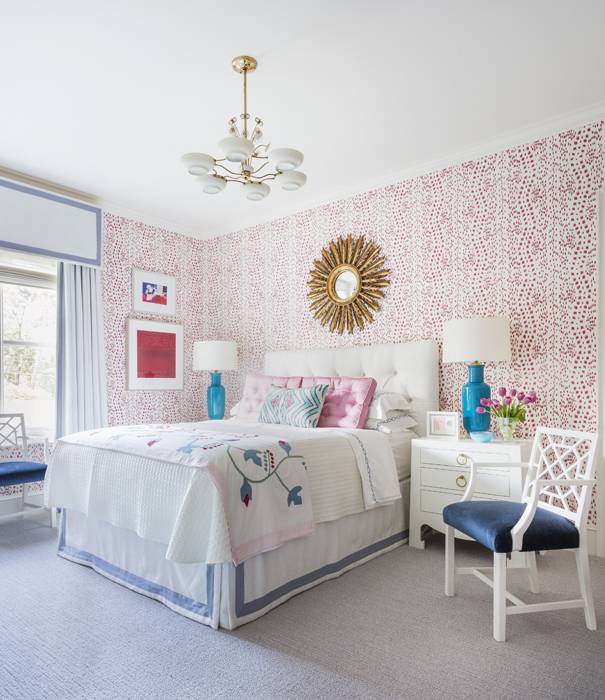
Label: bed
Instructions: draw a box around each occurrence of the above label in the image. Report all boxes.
[45,340,438,629]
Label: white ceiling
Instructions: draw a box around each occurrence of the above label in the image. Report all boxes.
[2,0,605,239]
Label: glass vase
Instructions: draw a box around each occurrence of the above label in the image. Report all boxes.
[497,417,519,441]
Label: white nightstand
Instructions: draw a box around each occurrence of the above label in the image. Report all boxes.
[409,437,532,550]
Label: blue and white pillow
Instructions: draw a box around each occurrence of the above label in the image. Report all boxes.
[259,384,330,428]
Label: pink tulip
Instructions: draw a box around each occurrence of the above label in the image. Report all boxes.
[528,390,536,397]
[503,396,512,405]
[480,397,491,406]
[510,389,517,397]
[522,396,531,404]
[517,392,525,401]
[498,387,506,397]
[476,406,486,414]
[492,399,500,409]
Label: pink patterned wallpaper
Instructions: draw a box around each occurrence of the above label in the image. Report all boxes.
[97,124,602,525]
[201,123,603,525]
[102,213,208,426]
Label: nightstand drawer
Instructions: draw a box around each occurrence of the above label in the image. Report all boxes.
[420,447,509,468]
[420,466,510,497]
[420,488,493,515]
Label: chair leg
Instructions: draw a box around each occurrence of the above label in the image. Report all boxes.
[50,507,57,528]
[493,553,507,642]
[527,552,540,593]
[575,544,597,631]
[445,525,455,596]
[20,483,27,513]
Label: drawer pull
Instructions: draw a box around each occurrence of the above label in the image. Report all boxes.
[456,453,468,466]
[456,474,467,488]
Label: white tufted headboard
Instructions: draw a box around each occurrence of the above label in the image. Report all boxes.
[264,340,439,436]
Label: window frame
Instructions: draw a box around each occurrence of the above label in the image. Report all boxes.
[0,265,57,435]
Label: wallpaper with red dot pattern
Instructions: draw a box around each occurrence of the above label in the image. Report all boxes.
[200,123,604,525]
[38,123,600,526]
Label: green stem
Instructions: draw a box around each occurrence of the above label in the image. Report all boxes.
[226,447,303,493]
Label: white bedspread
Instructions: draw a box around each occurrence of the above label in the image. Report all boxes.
[45,421,400,565]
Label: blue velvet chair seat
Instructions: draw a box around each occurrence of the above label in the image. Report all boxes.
[0,460,47,487]
[442,500,579,553]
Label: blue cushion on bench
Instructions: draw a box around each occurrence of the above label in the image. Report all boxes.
[0,460,47,487]
[442,500,579,553]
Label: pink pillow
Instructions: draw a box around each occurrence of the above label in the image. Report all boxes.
[237,373,302,420]
[300,376,377,428]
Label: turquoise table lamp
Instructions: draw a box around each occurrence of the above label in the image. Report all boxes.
[442,317,511,433]
[193,340,238,420]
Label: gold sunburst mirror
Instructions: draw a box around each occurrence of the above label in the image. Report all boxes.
[307,235,390,335]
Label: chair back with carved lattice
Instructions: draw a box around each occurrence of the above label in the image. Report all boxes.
[0,413,29,461]
[522,427,597,529]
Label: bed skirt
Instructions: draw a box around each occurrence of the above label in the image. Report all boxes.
[58,478,409,629]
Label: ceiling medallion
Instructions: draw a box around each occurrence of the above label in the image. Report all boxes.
[181,56,306,201]
[307,235,391,335]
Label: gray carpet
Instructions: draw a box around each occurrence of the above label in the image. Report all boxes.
[1,515,604,700]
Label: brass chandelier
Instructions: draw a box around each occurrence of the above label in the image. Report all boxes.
[181,56,306,201]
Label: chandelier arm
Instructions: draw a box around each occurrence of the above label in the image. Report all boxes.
[254,173,277,182]
[250,160,271,175]
[214,163,247,176]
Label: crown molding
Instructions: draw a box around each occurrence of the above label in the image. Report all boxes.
[3,101,604,243]
[100,202,199,239]
[202,100,605,240]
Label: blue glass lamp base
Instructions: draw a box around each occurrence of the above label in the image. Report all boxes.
[461,364,490,433]
[207,372,225,420]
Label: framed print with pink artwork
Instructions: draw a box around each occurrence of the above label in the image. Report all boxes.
[128,319,183,390]
[132,269,176,316]
[426,411,460,439]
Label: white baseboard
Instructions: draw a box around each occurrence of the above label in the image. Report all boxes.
[0,493,44,516]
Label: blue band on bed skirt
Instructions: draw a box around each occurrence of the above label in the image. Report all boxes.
[235,529,409,618]
[58,511,215,620]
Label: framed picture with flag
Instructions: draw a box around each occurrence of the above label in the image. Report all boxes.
[132,269,176,316]
[128,319,183,390]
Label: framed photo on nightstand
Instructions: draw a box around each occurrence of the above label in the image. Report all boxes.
[426,411,460,439]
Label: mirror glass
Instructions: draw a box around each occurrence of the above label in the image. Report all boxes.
[333,269,358,301]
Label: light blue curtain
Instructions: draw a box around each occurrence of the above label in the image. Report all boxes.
[55,262,107,438]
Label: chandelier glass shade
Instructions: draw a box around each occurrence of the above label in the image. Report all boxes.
[181,56,306,200]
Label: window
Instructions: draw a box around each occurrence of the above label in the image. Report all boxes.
[0,251,57,436]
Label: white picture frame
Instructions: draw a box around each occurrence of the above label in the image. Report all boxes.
[128,319,183,390]
[426,411,460,439]
[132,269,176,316]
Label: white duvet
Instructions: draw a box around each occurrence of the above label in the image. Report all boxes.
[45,420,401,565]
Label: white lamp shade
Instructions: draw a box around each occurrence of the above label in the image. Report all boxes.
[193,341,238,371]
[269,148,304,171]
[218,136,255,163]
[195,174,227,194]
[276,170,307,191]
[244,182,270,201]
[181,152,215,175]
[442,316,511,364]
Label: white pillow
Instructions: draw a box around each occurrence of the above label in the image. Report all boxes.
[229,402,240,417]
[366,392,412,421]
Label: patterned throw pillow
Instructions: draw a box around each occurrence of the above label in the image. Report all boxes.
[259,384,330,428]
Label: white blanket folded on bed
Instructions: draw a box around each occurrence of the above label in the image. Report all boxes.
[45,421,400,564]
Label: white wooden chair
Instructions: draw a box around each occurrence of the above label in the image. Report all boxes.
[0,413,52,525]
[442,426,598,641]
